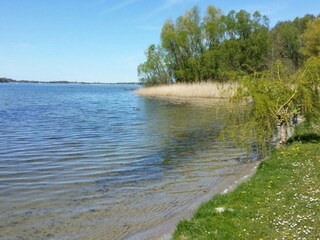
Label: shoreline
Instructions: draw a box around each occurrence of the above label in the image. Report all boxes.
[173,141,320,239]
[125,161,259,240]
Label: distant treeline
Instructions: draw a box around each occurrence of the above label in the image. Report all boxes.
[0,78,91,84]
[138,5,319,86]
[0,77,16,83]
[0,77,140,85]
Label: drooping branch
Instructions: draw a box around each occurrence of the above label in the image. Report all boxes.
[268,107,279,119]
[277,90,297,113]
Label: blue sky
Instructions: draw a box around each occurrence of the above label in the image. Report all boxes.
[0,0,319,83]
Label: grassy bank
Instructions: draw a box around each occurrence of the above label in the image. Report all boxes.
[173,140,320,239]
[135,82,236,98]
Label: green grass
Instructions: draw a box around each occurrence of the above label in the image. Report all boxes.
[173,141,320,240]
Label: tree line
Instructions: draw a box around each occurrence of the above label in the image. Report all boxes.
[138,5,319,86]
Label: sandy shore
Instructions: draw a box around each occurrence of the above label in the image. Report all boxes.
[125,161,259,240]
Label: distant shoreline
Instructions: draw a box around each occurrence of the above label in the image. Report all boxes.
[0,77,140,85]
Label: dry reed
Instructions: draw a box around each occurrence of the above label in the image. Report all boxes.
[135,82,237,99]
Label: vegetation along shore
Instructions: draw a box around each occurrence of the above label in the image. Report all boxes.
[173,134,320,239]
[135,82,236,98]
[137,4,320,147]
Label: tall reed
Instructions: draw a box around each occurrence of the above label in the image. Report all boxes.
[135,82,237,98]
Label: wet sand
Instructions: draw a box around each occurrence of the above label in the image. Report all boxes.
[125,161,259,240]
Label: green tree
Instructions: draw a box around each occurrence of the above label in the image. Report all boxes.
[138,44,172,86]
[138,5,315,87]
[272,22,302,68]
[300,17,320,57]
[203,5,223,49]
[229,57,320,153]
[293,14,315,34]
[217,10,269,74]
[161,7,204,82]
[269,15,314,70]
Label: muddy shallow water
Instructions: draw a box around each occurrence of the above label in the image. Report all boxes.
[0,84,258,239]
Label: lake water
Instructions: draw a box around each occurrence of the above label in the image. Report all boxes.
[0,83,258,239]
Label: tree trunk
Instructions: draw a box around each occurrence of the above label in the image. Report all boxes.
[280,121,287,145]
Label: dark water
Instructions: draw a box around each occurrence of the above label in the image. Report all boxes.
[0,83,257,239]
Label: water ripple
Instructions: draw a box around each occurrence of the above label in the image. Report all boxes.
[0,83,257,240]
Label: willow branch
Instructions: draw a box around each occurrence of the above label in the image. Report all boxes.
[278,90,297,113]
[268,107,278,119]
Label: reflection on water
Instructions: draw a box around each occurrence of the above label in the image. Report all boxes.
[0,84,257,239]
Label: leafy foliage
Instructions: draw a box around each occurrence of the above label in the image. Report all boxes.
[138,6,272,86]
[300,17,320,57]
[295,56,320,124]
[138,6,316,86]
[137,44,171,86]
[228,57,320,152]
[269,15,315,70]
[161,7,204,82]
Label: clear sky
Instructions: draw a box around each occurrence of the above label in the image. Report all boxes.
[0,0,319,83]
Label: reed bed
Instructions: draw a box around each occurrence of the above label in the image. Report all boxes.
[135,82,237,99]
